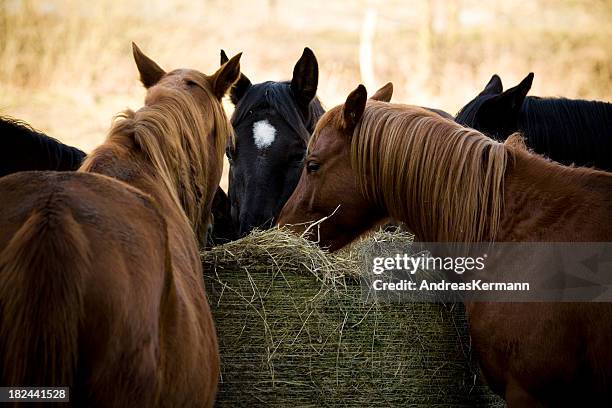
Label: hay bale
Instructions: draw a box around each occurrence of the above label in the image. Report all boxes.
[202,229,503,407]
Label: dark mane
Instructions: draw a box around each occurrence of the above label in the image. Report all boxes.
[456,93,612,169]
[231,81,324,142]
[0,115,86,176]
[519,97,612,167]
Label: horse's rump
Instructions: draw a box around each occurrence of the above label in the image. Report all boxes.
[0,179,88,389]
[0,171,171,406]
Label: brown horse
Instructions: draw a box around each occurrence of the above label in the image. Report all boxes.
[278,84,612,407]
[0,43,240,406]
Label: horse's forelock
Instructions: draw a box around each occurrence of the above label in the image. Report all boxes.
[232,81,324,145]
[307,105,343,154]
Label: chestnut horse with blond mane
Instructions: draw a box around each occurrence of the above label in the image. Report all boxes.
[278,84,612,407]
[0,44,240,406]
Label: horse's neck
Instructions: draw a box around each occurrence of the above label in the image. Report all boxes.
[85,143,186,225]
[26,129,85,171]
[51,142,86,171]
[519,98,612,138]
[2,122,80,172]
[398,148,612,243]
[498,150,612,241]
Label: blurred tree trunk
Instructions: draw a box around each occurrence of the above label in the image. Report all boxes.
[418,0,434,93]
[359,7,377,90]
[268,0,278,20]
[447,0,459,45]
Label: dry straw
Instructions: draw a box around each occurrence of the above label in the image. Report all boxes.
[202,228,503,407]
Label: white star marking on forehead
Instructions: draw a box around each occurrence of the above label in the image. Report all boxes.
[252,120,277,149]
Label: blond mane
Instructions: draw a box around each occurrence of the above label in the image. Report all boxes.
[351,102,509,242]
[82,79,232,237]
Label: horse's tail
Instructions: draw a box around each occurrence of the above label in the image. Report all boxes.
[0,206,89,387]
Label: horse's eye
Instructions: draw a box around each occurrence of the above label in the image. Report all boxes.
[306,161,320,174]
[226,145,236,161]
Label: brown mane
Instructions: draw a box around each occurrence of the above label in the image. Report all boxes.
[310,102,510,242]
[81,78,232,237]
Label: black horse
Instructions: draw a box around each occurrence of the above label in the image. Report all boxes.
[222,48,325,236]
[455,73,612,171]
[206,187,236,247]
[0,116,86,176]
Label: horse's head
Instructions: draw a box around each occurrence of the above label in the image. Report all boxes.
[131,43,241,237]
[277,84,392,251]
[222,48,325,236]
[455,73,533,140]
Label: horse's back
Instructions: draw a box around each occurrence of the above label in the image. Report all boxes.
[0,171,168,407]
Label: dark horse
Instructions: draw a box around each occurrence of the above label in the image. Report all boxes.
[206,186,235,246]
[222,47,325,236]
[455,73,612,170]
[0,116,86,176]
[279,84,612,406]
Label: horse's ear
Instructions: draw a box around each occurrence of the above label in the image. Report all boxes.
[132,42,166,88]
[342,84,368,134]
[370,82,393,102]
[220,49,229,65]
[291,47,319,108]
[479,72,533,116]
[211,52,242,100]
[480,74,503,96]
[220,49,251,105]
[511,72,534,99]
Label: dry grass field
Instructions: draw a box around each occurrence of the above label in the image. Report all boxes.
[1,0,611,188]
